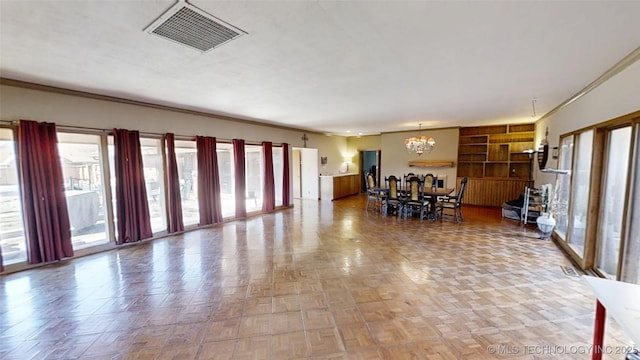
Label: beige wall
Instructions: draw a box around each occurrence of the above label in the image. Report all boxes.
[534,59,640,185]
[0,84,349,175]
[347,129,459,188]
[347,134,382,154]
[346,134,381,174]
[380,128,459,188]
[5,52,637,193]
[315,135,348,176]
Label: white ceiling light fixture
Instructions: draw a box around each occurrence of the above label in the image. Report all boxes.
[405,123,435,156]
[144,0,247,53]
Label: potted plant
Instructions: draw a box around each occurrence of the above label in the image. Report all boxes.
[536,183,556,239]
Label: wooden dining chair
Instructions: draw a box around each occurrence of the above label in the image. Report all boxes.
[402,176,427,219]
[403,172,416,191]
[422,173,436,188]
[435,176,468,223]
[383,175,403,217]
[421,173,436,205]
[365,172,384,213]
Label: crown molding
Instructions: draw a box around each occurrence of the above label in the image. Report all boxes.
[0,78,327,136]
[539,45,640,121]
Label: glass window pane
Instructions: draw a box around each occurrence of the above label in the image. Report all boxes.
[596,126,632,278]
[0,128,27,265]
[245,145,263,212]
[140,138,167,234]
[174,140,198,226]
[273,147,283,207]
[554,136,574,239]
[107,137,118,239]
[621,124,640,284]
[217,143,235,218]
[58,133,110,250]
[567,130,593,256]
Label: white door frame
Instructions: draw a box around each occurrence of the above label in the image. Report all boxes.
[293,147,319,200]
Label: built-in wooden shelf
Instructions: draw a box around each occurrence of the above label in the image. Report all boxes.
[457,123,536,207]
[457,123,535,180]
[408,160,455,168]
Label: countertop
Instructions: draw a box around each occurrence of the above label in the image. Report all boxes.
[319,173,359,177]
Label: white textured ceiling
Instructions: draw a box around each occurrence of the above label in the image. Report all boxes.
[1,1,639,136]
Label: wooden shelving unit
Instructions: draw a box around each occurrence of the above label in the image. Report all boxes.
[457,123,535,180]
[456,123,535,206]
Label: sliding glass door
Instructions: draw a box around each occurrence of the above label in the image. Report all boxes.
[273,146,283,207]
[217,143,235,218]
[554,136,574,240]
[245,145,263,212]
[141,137,167,234]
[621,124,639,284]
[58,132,111,250]
[595,126,632,278]
[553,131,594,261]
[174,140,199,227]
[0,128,27,265]
[566,131,593,255]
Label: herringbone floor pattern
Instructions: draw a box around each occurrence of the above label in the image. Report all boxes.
[0,196,634,359]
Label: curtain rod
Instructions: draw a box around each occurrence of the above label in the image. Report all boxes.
[0,120,284,146]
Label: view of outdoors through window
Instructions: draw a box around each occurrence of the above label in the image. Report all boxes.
[2,130,286,270]
[597,126,632,278]
[57,132,110,250]
[245,145,263,212]
[0,129,26,264]
[141,138,167,234]
[567,130,593,256]
[217,143,235,218]
[273,147,283,207]
[623,124,640,284]
[554,136,573,239]
[174,140,199,226]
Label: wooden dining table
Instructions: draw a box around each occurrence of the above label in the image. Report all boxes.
[422,187,454,220]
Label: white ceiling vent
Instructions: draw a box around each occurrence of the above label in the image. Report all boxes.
[144,1,246,53]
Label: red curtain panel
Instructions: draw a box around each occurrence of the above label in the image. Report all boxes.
[261,142,275,212]
[113,128,153,244]
[18,120,73,264]
[233,139,246,218]
[196,136,223,225]
[282,143,291,207]
[165,133,184,233]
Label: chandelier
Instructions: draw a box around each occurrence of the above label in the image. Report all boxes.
[405,123,435,156]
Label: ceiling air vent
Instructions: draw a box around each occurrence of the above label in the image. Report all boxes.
[144,1,246,53]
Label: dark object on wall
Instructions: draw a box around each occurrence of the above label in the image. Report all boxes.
[552,146,559,159]
[537,144,548,170]
[538,126,549,170]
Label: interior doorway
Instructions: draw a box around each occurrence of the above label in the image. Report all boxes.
[292,149,301,198]
[360,150,381,191]
[292,147,319,200]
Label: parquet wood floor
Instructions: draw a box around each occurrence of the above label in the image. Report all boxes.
[0,196,635,359]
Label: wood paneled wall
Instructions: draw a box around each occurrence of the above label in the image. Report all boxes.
[457,177,532,207]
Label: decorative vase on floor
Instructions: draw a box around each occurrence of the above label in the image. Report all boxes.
[536,212,556,239]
